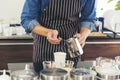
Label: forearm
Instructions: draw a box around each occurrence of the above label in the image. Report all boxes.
[80,0,96,32]
[79,27,91,39]
[31,25,53,37]
[32,25,61,44]
[74,27,91,47]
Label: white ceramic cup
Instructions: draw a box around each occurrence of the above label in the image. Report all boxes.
[54,52,66,68]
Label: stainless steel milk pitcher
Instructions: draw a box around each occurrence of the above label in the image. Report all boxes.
[65,37,83,58]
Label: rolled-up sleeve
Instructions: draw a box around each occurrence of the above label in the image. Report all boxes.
[21,0,40,33]
[80,0,96,32]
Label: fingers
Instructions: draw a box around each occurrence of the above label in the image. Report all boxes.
[47,30,58,39]
[74,33,86,47]
[81,42,85,48]
[74,34,82,42]
[47,30,61,44]
[47,37,61,44]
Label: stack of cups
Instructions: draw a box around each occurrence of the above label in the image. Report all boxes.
[54,52,66,68]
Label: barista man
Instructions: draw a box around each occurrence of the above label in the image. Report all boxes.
[21,0,96,74]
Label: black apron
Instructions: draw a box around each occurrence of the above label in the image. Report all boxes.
[33,0,81,73]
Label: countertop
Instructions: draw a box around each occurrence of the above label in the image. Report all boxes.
[88,32,120,39]
[0,32,120,40]
[0,34,33,39]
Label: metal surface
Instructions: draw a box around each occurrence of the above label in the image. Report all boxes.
[2,41,120,46]
[66,38,83,58]
[95,66,120,80]
[70,68,96,80]
[97,73,120,80]
[95,57,120,80]
[0,43,33,45]
[40,68,68,80]
[11,64,36,80]
[86,42,120,44]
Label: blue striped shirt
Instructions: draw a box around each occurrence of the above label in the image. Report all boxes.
[21,0,96,33]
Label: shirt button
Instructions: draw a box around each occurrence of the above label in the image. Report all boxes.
[44,9,46,11]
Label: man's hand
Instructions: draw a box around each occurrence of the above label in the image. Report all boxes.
[32,25,61,44]
[47,30,61,44]
[74,27,91,48]
[74,33,86,48]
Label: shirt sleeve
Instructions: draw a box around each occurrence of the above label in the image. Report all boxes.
[80,0,96,32]
[21,0,41,33]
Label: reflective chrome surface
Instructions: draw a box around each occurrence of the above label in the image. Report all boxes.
[40,68,68,80]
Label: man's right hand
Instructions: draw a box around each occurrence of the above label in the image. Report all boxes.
[32,25,61,44]
[47,30,61,44]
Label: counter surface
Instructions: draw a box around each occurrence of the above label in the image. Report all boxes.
[0,34,33,39]
[0,31,120,40]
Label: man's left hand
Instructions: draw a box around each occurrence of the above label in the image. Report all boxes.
[74,27,91,48]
